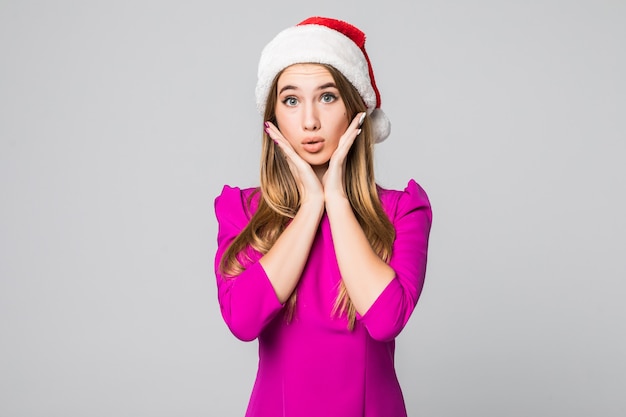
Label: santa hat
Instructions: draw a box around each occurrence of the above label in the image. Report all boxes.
[255,16,391,143]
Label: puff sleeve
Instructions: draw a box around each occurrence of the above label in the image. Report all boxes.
[358,180,433,341]
[214,186,284,341]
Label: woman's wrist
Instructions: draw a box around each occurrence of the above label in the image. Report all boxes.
[324,192,350,212]
[299,196,325,216]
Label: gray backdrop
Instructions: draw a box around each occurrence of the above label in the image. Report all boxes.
[1,0,625,416]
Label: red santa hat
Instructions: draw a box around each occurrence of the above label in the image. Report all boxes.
[255,16,391,143]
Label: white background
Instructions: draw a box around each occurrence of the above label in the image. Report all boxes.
[1,1,625,416]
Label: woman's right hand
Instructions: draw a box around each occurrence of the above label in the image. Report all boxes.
[258,122,326,304]
[264,121,324,206]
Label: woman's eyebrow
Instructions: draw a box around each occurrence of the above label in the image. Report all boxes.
[278,82,338,95]
[317,82,337,90]
[278,85,298,94]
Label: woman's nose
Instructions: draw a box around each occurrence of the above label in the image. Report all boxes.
[303,104,320,131]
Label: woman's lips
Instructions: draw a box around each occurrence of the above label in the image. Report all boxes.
[302,138,324,153]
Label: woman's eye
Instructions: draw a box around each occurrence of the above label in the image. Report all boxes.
[283,97,298,106]
[321,93,336,103]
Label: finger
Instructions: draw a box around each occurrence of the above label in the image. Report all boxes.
[264,121,313,179]
[264,121,300,160]
[264,121,287,145]
[333,112,366,161]
[348,111,366,131]
[355,111,366,128]
[343,111,366,145]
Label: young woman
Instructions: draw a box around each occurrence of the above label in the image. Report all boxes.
[214,16,432,417]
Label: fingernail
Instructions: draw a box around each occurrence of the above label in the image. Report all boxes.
[264,121,269,128]
[358,112,366,126]
[356,128,362,135]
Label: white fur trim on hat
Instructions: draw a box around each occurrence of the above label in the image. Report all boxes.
[255,19,392,143]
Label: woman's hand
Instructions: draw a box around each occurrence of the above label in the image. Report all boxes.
[322,112,366,201]
[258,122,326,304]
[264,121,324,206]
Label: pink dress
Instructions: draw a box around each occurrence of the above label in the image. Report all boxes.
[214,179,432,417]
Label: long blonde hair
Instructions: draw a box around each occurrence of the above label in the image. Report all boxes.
[219,64,395,329]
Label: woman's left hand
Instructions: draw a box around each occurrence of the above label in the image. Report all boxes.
[322,112,366,201]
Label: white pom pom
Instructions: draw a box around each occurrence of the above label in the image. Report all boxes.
[369,108,391,143]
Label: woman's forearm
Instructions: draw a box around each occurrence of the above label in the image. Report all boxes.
[325,196,396,315]
[259,200,325,303]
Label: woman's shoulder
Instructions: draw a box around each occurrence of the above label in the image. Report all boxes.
[377,179,432,222]
[214,184,261,223]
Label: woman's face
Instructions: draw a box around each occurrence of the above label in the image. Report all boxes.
[274,63,349,171]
